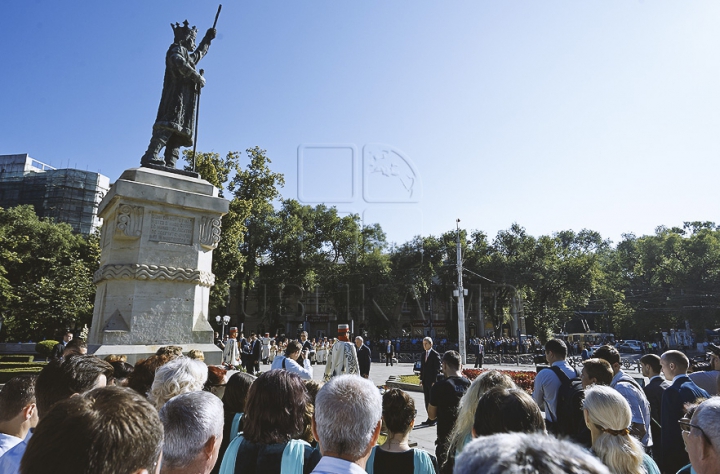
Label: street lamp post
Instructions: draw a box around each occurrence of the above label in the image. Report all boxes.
[215,315,231,341]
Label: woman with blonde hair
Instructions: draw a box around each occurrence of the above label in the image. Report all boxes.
[446,370,516,457]
[583,385,660,474]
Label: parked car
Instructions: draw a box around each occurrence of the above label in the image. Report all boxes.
[617,340,643,354]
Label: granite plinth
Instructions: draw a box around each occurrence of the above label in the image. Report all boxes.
[89,167,229,349]
[90,344,222,366]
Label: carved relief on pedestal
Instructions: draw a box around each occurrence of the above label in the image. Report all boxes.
[115,204,144,239]
[94,264,215,287]
[199,216,222,250]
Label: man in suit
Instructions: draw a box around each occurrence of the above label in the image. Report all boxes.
[419,336,441,426]
[660,350,710,474]
[640,353,670,465]
[250,333,261,374]
[355,336,371,378]
[385,339,395,366]
[474,338,484,368]
[50,331,73,360]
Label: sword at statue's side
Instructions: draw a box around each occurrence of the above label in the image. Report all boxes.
[192,5,221,172]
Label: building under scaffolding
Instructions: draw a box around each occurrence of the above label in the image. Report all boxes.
[0,154,110,235]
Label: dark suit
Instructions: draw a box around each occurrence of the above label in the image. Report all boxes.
[356,344,371,378]
[643,376,670,464]
[661,375,710,473]
[50,342,67,360]
[385,343,395,366]
[420,348,441,410]
[251,339,261,373]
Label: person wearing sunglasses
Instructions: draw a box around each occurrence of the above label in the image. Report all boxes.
[679,397,720,474]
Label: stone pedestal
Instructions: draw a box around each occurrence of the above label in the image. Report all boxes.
[88,167,229,365]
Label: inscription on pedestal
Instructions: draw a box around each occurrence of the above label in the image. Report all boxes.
[149,213,194,245]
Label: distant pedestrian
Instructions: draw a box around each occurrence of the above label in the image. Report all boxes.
[355,336,371,378]
[385,340,395,366]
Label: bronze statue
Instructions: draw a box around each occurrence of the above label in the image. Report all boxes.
[141,20,216,169]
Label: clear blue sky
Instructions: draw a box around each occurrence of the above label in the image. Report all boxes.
[2,1,719,246]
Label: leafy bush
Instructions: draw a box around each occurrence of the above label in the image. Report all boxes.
[0,355,34,362]
[0,362,46,370]
[0,366,44,383]
[35,340,59,358]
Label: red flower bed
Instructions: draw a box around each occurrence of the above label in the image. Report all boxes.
[462,368,536,393]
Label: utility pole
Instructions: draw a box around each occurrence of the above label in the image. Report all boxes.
[455,219,467,364]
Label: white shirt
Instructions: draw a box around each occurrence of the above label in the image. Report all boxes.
[271,355,313,380]
[0,430,31,474]
[310,456,367,474]
[0,433,22,457]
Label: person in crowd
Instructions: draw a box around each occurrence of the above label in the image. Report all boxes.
[532,339,578,430]
[104,354,128,363]
[427,350,471,472]
[19,386,163,474]
[582,385,660,474]
[300,331,314,366]
[311,375,382,473]
[689,343,720,396]
[419,337,441,424]
[300,379,323,447]
[223,327,242,367]
[593,345,652,449]
[365,388,438,474]
[385,339,395,367]
[323,324,360,380]
[127,353,174,397]
[204,365,228,399]
[580,358,614,388]
[271,340,314,380]
[157,345,184,358]
[581,344,591,361]
[62,337,88,358]
[50,330,72,359]
[446,370,516,458]
[681,397,720,474]
[454,432,611,474]
[474,338,484,369]
[149,356,208,410]
[159,391,224,474]
[219,370,320,474]
[212,372,256,474]
[248,332,261,374]
[639,353,669,466]
[215,331,226,350]
[660,350,710,474]
[188,349,206,361]
[472,387,546,437]
[356,336,372,378]
[0,376,37,456]
[109,361,134,387]
[261,333,271,365]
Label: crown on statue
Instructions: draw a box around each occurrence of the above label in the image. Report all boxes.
[171,20,198,42]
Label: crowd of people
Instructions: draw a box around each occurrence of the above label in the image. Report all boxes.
[0,329,718,474]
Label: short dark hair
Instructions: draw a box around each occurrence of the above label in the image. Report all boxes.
[545,339,567,359]
[382,388,416,434]
[582,358,613,385]
[65,338,87,352]
[442,350,462,371]
[285,341,303,357]
[109,361,134,382]
[473,387,546,436]
[0,375,37,422]
[20,386,163,474]
[639,354,662,373]
[662,350,689,372]
[223,372,256,414]
[36,356,113,418]
[127,354,172,397]
[243,370,307,444]
[593,345,620,366]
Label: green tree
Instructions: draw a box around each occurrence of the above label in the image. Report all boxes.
[0,205,98,341]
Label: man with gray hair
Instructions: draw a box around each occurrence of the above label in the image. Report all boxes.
[311,375,382,473]
[684,397,720,474]
[454,432,611,474]
[158,391,224,474]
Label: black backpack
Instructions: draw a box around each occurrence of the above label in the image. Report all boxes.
[548,366,591,447]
